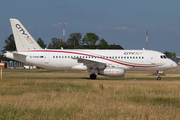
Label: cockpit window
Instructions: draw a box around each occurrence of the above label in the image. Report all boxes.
[160,55,167,59]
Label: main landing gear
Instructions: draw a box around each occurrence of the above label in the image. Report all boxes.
[157,71,161,80]
[90,73,97,79]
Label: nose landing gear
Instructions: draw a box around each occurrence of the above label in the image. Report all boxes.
[157,71,161,80]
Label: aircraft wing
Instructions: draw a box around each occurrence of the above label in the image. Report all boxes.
[74,58,106,70]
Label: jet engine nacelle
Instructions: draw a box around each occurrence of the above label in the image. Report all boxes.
[98,67,125,77]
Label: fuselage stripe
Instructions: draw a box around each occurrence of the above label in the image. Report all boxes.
[20,50,163,68]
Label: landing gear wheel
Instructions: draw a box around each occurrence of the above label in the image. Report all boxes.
[90,74,97,79]
[157,71,161,80]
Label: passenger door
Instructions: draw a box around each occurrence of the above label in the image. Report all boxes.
[150,53,156,64]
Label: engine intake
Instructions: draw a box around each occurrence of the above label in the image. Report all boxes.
[98,67,125,77]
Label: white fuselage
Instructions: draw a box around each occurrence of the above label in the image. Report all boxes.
[5,49,177,71]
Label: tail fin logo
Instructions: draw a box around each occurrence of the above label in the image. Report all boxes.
[15,24,34,44]
[16,24,27,35]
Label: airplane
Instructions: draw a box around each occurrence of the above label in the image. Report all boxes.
[4,18,177,80]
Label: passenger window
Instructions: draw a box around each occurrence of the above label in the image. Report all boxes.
[124,57,126,59]
[127,57,129,59]
[56,56,58,58]
[59,56,61,58]
[53,56,55,58]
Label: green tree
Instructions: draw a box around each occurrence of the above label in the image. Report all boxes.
[1,34,16,61]
[1,34,16,53]
[48,38,62,49]
[75,45,83,49]
[0,55,3,60]
[98,38,108,49]
[164,51,176,58]
[59,42,68,49]
[172,52,176,58]
[108,44,117,49]
[66,33,82,49]
[37,38,46,49]
[82,33,99,49]
[97,38,117,49]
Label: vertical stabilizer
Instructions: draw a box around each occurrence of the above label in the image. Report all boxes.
[10,18,42,51]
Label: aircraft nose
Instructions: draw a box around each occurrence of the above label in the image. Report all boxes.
[171,61,177,68]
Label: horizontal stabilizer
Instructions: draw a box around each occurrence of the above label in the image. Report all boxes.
[13,52,27,57]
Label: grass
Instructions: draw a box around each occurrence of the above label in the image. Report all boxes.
[2,68,180,74]
[1,68,87,73]
[0,70,180,119]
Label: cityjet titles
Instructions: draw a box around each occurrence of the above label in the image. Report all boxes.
[124,52,143,55]
[16,24,27,35]
[15,24,34,44]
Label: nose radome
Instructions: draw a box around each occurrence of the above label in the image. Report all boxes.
[174,62,178,67]
[171,61,177,68]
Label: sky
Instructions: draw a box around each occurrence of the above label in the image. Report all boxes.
[0,0,180,54]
